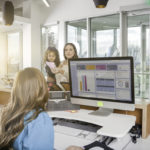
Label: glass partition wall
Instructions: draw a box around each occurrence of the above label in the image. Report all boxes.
[66,9,150,99]
[66,19,88,58]
[127,12,150,98]
[91,14,120,57]
[41,24,58,75]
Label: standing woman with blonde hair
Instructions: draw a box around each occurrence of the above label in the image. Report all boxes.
[0,68,54,150]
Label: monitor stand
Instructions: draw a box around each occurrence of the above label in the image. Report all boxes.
[89,107,113,116]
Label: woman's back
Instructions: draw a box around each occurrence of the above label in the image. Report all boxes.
[13,111,54,150]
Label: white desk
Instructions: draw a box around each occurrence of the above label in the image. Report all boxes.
[48,109,136,138]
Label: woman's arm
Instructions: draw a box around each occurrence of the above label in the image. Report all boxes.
[57,60,67,74]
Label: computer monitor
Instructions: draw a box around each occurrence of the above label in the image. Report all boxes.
[69,57,135,116]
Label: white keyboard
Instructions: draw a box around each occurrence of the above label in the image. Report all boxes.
[54,124,99,141]
[54,125,100,150]
[54,125,83,137]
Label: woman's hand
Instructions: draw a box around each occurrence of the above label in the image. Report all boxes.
[56,67,64,74]
[59,69,64,74]
[66,146,84,150]
[51,68,59,74]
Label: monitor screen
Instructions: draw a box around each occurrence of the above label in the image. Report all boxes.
[69,57,135,111]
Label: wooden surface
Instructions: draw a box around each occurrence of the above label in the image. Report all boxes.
[0,91,10,105]
[135,99,150,139]
[147,104,150,138]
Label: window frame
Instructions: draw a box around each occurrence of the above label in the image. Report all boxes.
[65,6,150,100]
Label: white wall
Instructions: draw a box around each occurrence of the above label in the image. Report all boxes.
[44,0,146,60]
[0,32,7,75]
[0,1,50,71]
[23,23,31,68]
[30,2,41,69]
[26,1,51,69]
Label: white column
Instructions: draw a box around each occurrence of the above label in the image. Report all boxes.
[120,11,128,56]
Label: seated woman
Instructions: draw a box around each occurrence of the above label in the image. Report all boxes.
[56,43,78,88]
[0,67,54,150]
[0,67,83,150]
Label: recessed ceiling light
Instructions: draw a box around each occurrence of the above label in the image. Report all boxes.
[42,0,50,7]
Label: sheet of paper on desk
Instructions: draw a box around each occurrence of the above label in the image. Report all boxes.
[54,132,104,150]
[54,132,131,150]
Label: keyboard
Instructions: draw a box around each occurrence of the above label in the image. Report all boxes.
[53,118,102,141]
[54,125,83,136]
[53,118,101,132]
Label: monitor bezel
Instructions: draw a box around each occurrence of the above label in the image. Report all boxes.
[69,56,135,104]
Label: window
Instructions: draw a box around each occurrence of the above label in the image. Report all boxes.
[42,25,58,51]
[65,8,150,100]
[7,32,22,75]
[0,31,22,77]
[127,13,150,98]
[41,24,58,74]
[91,14,120,57]
[66,19,88,58]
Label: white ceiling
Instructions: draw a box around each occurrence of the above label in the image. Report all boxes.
[0,0,28,32]
[0,0,58,9]
[0,0,59,32]
[0,0,28,9]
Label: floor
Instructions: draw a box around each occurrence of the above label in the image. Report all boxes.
[127,135,150,150]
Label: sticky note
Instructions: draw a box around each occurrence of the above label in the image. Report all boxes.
[97,101,103,107]
[71,110,76,113]
[66,110,78,113]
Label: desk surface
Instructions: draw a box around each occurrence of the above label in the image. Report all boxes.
[135,99,150,108]
[48,109,135,138]
[0,88,11,92]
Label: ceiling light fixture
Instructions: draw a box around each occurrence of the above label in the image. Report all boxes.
[42,0,50,7]
[93,0,109,8]
[2,1,14,25]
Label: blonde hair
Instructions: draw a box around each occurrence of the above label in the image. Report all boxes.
[43,47,60,67]
[0,67,49,149]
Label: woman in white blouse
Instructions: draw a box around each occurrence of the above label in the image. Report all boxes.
[56,43,78,86]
